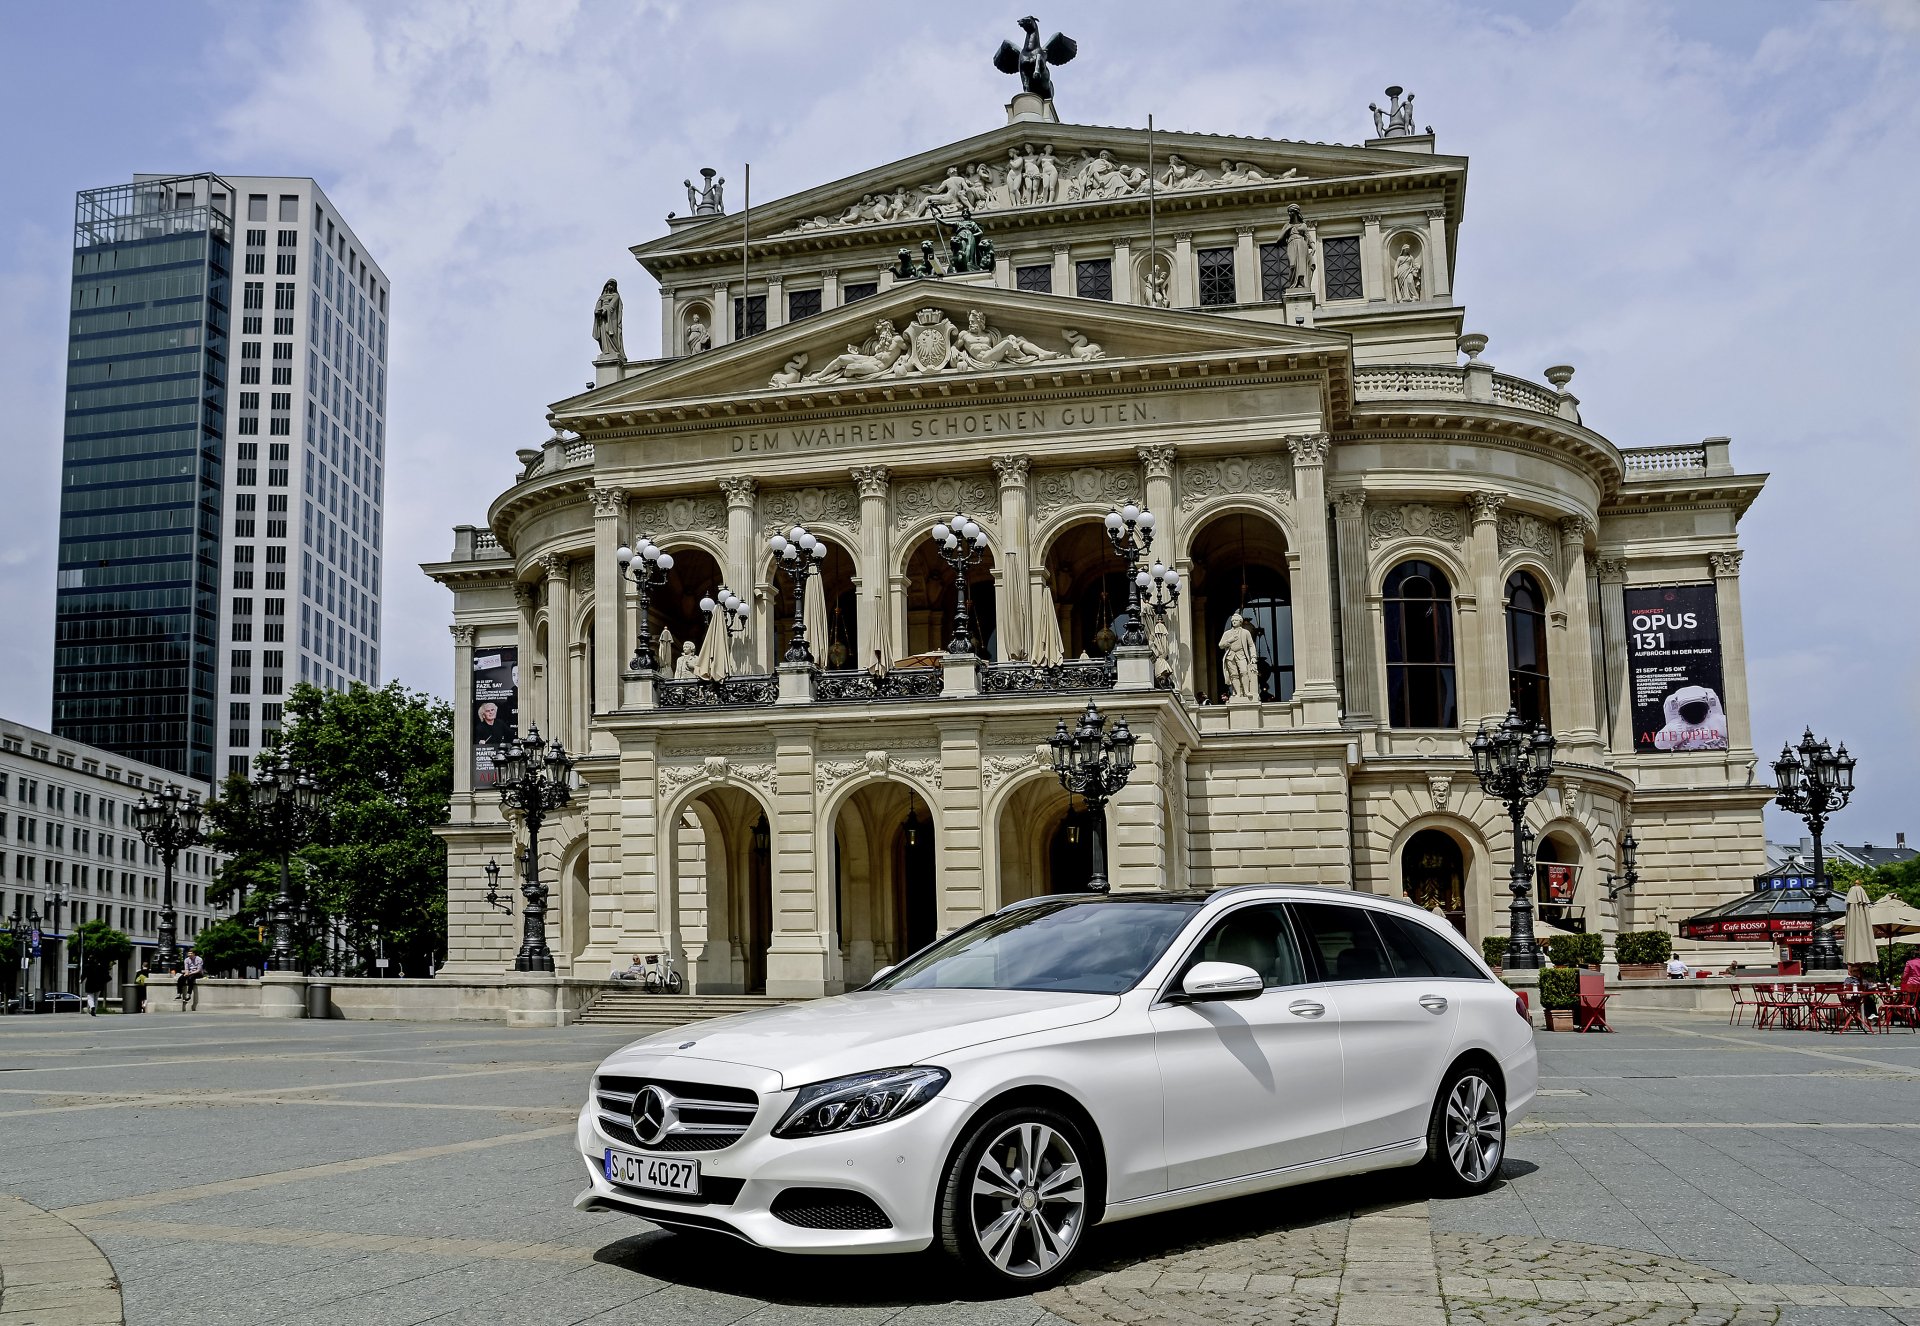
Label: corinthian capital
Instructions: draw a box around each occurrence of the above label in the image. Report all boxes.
[850,466,892,499]
[718,476,758,509]
[590,486,628,518]
[1135,445,1177,480]
[1467,490,1507,523]
[991,454,1031,488]
[513,580,539,611]
[1709,549,1744,578]
[449,624,475,646]
[539,552,570,581]
[1560,514,1593,542]
[1333,489,1368,517]
[1593,556,1627,583]
[1286,433,1332,466]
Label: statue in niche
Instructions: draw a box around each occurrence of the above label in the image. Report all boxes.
[655,627,675,674]
[684,167,726,215]
[1280,204,1315,293]
[767,354,808,389]
[1393,242,1424,302]
[937,206,995,274]
[673,640,699,679]
[1143,257,1170,309]
[592,279,624,360]
[803,319,909,384]
[992,16,1077,101]
[1219,612,1261,701]
[685,314,712,354]
[1369,86,1417,138]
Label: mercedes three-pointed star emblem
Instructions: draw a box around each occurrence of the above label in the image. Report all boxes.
[631,1084,677,1146]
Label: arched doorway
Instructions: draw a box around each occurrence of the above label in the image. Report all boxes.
[565,851,590,963]
[1402,827,1467,935]
[1043,520,1130,659]
[1188,513,1293,703]
[831,780,936,984]
[648,545,725,674]
[903,538,998,658]
[670,786,774,993]
[1536,831,1581,932]
[771,537,858,670]
[994,775,1097,905]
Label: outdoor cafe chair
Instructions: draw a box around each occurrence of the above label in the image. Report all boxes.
[1575,970,1613,1033]
[1875,989,1917,1033]
[1728,983,1750,1026]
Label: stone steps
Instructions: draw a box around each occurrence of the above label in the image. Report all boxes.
[576,991,797,1027]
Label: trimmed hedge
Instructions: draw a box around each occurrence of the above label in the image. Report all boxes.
[1546,932,1605,967]
[1615,930,1673,964]
[1538,965,1579,1009]
[1482,935,1509,967]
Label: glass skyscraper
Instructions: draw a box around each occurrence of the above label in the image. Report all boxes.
[56,174,389,780]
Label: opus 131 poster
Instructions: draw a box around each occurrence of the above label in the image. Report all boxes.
[472,646,519,786]
[1624,584,1728,753]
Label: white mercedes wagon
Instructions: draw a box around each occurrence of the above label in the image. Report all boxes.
[575,885,1536,1289]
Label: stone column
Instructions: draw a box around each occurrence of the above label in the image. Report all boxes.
[822,268,840,310]
[720,476,759,666]
[1287,435,1339,720]
[542,554,572,742]
[591,487,626,719]
[514,579,539,734]
[451,625,475,796]
[1361,214,1384,301]
[1595,557,1632,754]
[1307,220,1325,304]
[765,274,785,329]
[1333,489,1378,726]
[1234,225,1259,305]
[1425,209,1451,298]
[766,727,831,996]
[937,719,986,934]
[1109,722,1169,891]
[1051,243,1072,297]
[1556,518,1602,752]
[658,287,676,361]
[1172,232,1194,307]
[1467,491,1508,727]
[711,281,732,346]
[1111,239,1133,304]
[568,640,588,750]
[850,466,890,666]
[1710,550,1753,754]
[992,456,1031,659]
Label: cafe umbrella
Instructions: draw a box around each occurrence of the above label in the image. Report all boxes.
[1842,885,1878,968]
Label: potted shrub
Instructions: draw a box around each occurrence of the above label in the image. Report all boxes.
[1545,934,1602,969]
[1538,966,1579,1030]
[1577,931,1604,969]
[1481,935,1509,972]
[1616,930,1672,981]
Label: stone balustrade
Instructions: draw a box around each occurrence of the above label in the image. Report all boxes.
[1620,443,1709,475]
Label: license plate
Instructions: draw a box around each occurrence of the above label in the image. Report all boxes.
[603,1148,700,1196]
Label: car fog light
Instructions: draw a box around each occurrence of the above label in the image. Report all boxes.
[773,1066,950,1138]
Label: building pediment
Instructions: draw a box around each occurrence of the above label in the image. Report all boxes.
[553,282,1351,427]
[636,121,1464,271]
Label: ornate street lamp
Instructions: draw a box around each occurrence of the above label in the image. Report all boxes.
[767,524,828,665]
[133,785,206,972]
[1136,557,1180,622]
[1773,727,1856,972]
[1470,706,1556,971]
[1050,700,1138,894]
[929,512,990,655]
[615,535,676,670]
[1102,503,1158,646]
[482,857,509,913]
[1603,830,1639,903]
[698,586,753,640]
[243,752,326,970]
[496,723,575,973]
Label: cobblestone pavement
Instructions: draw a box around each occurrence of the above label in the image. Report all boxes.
[1,1013,1917,1325]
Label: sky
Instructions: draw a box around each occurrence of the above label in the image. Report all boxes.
[0,0,1914,845]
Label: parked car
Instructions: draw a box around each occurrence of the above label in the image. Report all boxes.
[3,992,85,1014]
[575,885,1536,1288]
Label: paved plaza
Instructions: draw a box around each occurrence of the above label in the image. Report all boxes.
[1,1012,1918,1326]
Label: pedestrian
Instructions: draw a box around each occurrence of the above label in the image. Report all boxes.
[1665,954,1689,979]
[84,990,97,1016]
[134,963,149,1012]
[1902,951,1920,991]
[179,948,205,1011]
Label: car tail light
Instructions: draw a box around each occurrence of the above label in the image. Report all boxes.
[1515,992,1531,1022]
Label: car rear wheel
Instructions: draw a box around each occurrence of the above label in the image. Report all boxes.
[938,1105,1091,1291]
[1423,1061,1505,1194]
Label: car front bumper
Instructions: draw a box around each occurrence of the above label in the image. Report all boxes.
[573,1091,973,1254]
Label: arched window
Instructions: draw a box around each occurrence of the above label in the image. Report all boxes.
[1383,560,1457,728]
[1504,569,1550,729]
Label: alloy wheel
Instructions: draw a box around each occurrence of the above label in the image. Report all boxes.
[968,1121,1086,1278]
[1444,1074,1504,1184]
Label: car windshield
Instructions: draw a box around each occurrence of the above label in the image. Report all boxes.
[871,897,1201,995]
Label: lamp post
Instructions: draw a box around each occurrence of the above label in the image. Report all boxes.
[767,524,828,665]
[482,857,510,913]
[46,887,67,995]
[11,900,40,1013]
[1050,700,1138,894]
[1470,706,1556,971]
[243,752,325,970]
[1772,727,1856,972]
[1101,503,1158,647]
[496,724,575,973]
[1603,830,1639,904]
[615,535,676,671]
[929,513,990,655]
[133,786,206,972]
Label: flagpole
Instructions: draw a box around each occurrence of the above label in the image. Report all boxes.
[741,163,751,338]
[1147,114,1157,303]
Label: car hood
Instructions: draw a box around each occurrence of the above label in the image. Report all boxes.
[601,988,1120,1090]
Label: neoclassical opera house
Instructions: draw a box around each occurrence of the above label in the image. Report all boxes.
[428,87,1770,995]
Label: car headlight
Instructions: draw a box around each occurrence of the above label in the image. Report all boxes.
[773,1066,950,1138]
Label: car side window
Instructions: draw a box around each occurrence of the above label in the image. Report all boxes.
[1289,902,1395,983]
[1186,903,1310,989]
[1372,911,1488,980]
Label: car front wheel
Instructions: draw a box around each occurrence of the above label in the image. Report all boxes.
[937,1105,1091,1290]
[1423,1062,1506,1194]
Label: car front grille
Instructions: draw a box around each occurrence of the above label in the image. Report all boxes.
[595,1074,758,1154]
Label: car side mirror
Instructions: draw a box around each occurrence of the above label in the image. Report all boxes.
[1180,961,1264,1002]
[867,965,895,986]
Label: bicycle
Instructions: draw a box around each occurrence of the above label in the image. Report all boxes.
[641,953,684,995]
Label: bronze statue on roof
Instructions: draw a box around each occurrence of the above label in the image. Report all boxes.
[993,16,1076,101]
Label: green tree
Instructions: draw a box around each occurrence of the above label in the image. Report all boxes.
[208,681,452,977]
[72,920,132,995]
[193,917,267,976]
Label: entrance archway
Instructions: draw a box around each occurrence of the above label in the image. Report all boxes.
[669,786,774,992]
[1401,827,1467,935]
[1188,512,1294,703]
[904,539,998,658]
[1042,520,1129,659]
[994,774,1100,905]
[831,780,936,984]
[1536,830,1581,932]
[771,537,858,670]
[649,545,724,674]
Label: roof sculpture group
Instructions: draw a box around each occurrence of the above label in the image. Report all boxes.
[993,16,1076,100]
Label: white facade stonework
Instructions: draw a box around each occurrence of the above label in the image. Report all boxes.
[427,116,1769,995]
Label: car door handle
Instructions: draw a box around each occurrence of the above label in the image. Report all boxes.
[1288,1000,1326,1019]
[1419,994,1449,1014]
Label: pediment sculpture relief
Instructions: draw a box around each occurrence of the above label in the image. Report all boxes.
[782,308,1103,387]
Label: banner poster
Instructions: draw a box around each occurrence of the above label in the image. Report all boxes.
[1537,862,1576,905]
[471,646,519,787]
[1625,583,1728,753]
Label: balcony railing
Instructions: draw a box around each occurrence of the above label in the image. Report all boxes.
[1620,444,1709,476]
[812,668,944,703]
[981,657,1117,694]
[657,673,779,709]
